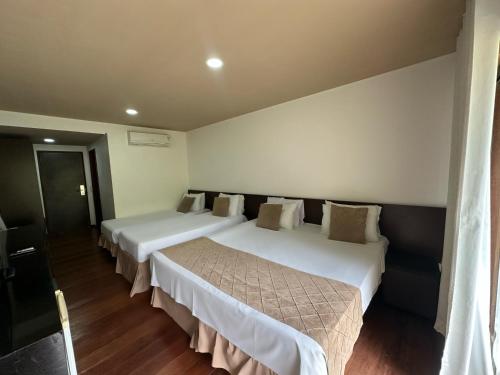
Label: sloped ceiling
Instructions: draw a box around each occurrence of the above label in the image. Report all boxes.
[0,1,464,130]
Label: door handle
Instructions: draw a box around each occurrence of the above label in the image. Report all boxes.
[80,185,86,196]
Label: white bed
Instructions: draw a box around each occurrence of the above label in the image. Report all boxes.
[100,209,207,245]
[118,212,247,263]
[150,219,388,375]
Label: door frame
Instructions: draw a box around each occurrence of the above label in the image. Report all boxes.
[88,148,103,228]
[33,144,96,226]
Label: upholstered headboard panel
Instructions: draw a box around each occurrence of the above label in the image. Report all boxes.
[189,190,446,262]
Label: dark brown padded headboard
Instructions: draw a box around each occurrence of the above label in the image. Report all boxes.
[189,190,446,262]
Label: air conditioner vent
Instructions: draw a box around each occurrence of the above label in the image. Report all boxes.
[128,131,171,147]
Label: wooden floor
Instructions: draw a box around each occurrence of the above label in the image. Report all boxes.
[48,229,444,375]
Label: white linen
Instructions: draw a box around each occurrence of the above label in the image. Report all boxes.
[118,213,246,263]
[322,201,382,242]
[150,220,388,375]
[101,210,186,244]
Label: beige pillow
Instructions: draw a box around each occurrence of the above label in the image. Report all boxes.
[322,201,381,242]
[177,196,195,213]
[213,197,230,217]
[329,205,368,244]
[256,204,282,231]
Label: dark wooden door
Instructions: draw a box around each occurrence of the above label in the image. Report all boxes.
[37,151,90,234]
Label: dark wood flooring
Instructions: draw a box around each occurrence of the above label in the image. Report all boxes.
[48,229,444,375]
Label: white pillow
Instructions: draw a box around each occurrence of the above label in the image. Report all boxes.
[321,201,382,242]
[219,193,244,216]
[284,198,305,225]
[183,192,205,212]
[279,203,297,230]
[267,197,304,227]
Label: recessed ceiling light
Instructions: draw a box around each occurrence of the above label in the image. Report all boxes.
[126,108,138,116]
[206,57,224,69]
[44,138,55,143]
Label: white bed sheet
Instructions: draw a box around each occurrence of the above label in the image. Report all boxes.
[101,209,207,244]
[150,220,388,375]
[118,213,247,262]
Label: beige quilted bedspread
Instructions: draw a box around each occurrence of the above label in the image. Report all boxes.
[161,237,363,375]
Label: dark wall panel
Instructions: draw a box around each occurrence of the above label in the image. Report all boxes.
[190,189,446,262]
[0,138,44,227]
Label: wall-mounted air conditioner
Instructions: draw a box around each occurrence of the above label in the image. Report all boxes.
[128,131,171,147]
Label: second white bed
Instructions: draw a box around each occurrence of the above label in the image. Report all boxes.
[100,209,207,247]
[118,212,247,263]
[150,220,388,375]
[115,212,247,296]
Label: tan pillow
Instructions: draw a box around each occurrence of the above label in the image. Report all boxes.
[256,203,282,231]
[177,196,195,213]
[213,197,230,217]
[329,205,368,244]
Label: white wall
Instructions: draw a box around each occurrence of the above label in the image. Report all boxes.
[187,54,456,206]
[88,135,115,220]
[0,110,189,218]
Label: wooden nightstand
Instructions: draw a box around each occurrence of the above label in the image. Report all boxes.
[382,250,441,320]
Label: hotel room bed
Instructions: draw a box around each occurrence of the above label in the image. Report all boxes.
[150,220,388,375]
[116,212,247,296]
[98,209,207,256]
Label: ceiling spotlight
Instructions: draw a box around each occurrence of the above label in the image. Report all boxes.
[206,57,224,69]
[126,108,138,116]
[44,138,55,143]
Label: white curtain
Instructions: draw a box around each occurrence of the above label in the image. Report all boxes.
[436,0,500,374]
[434,25,470,339]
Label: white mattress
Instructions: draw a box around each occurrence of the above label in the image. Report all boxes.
[101,209,207,244]
[150,220,388,375]
[118,213,247,262]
